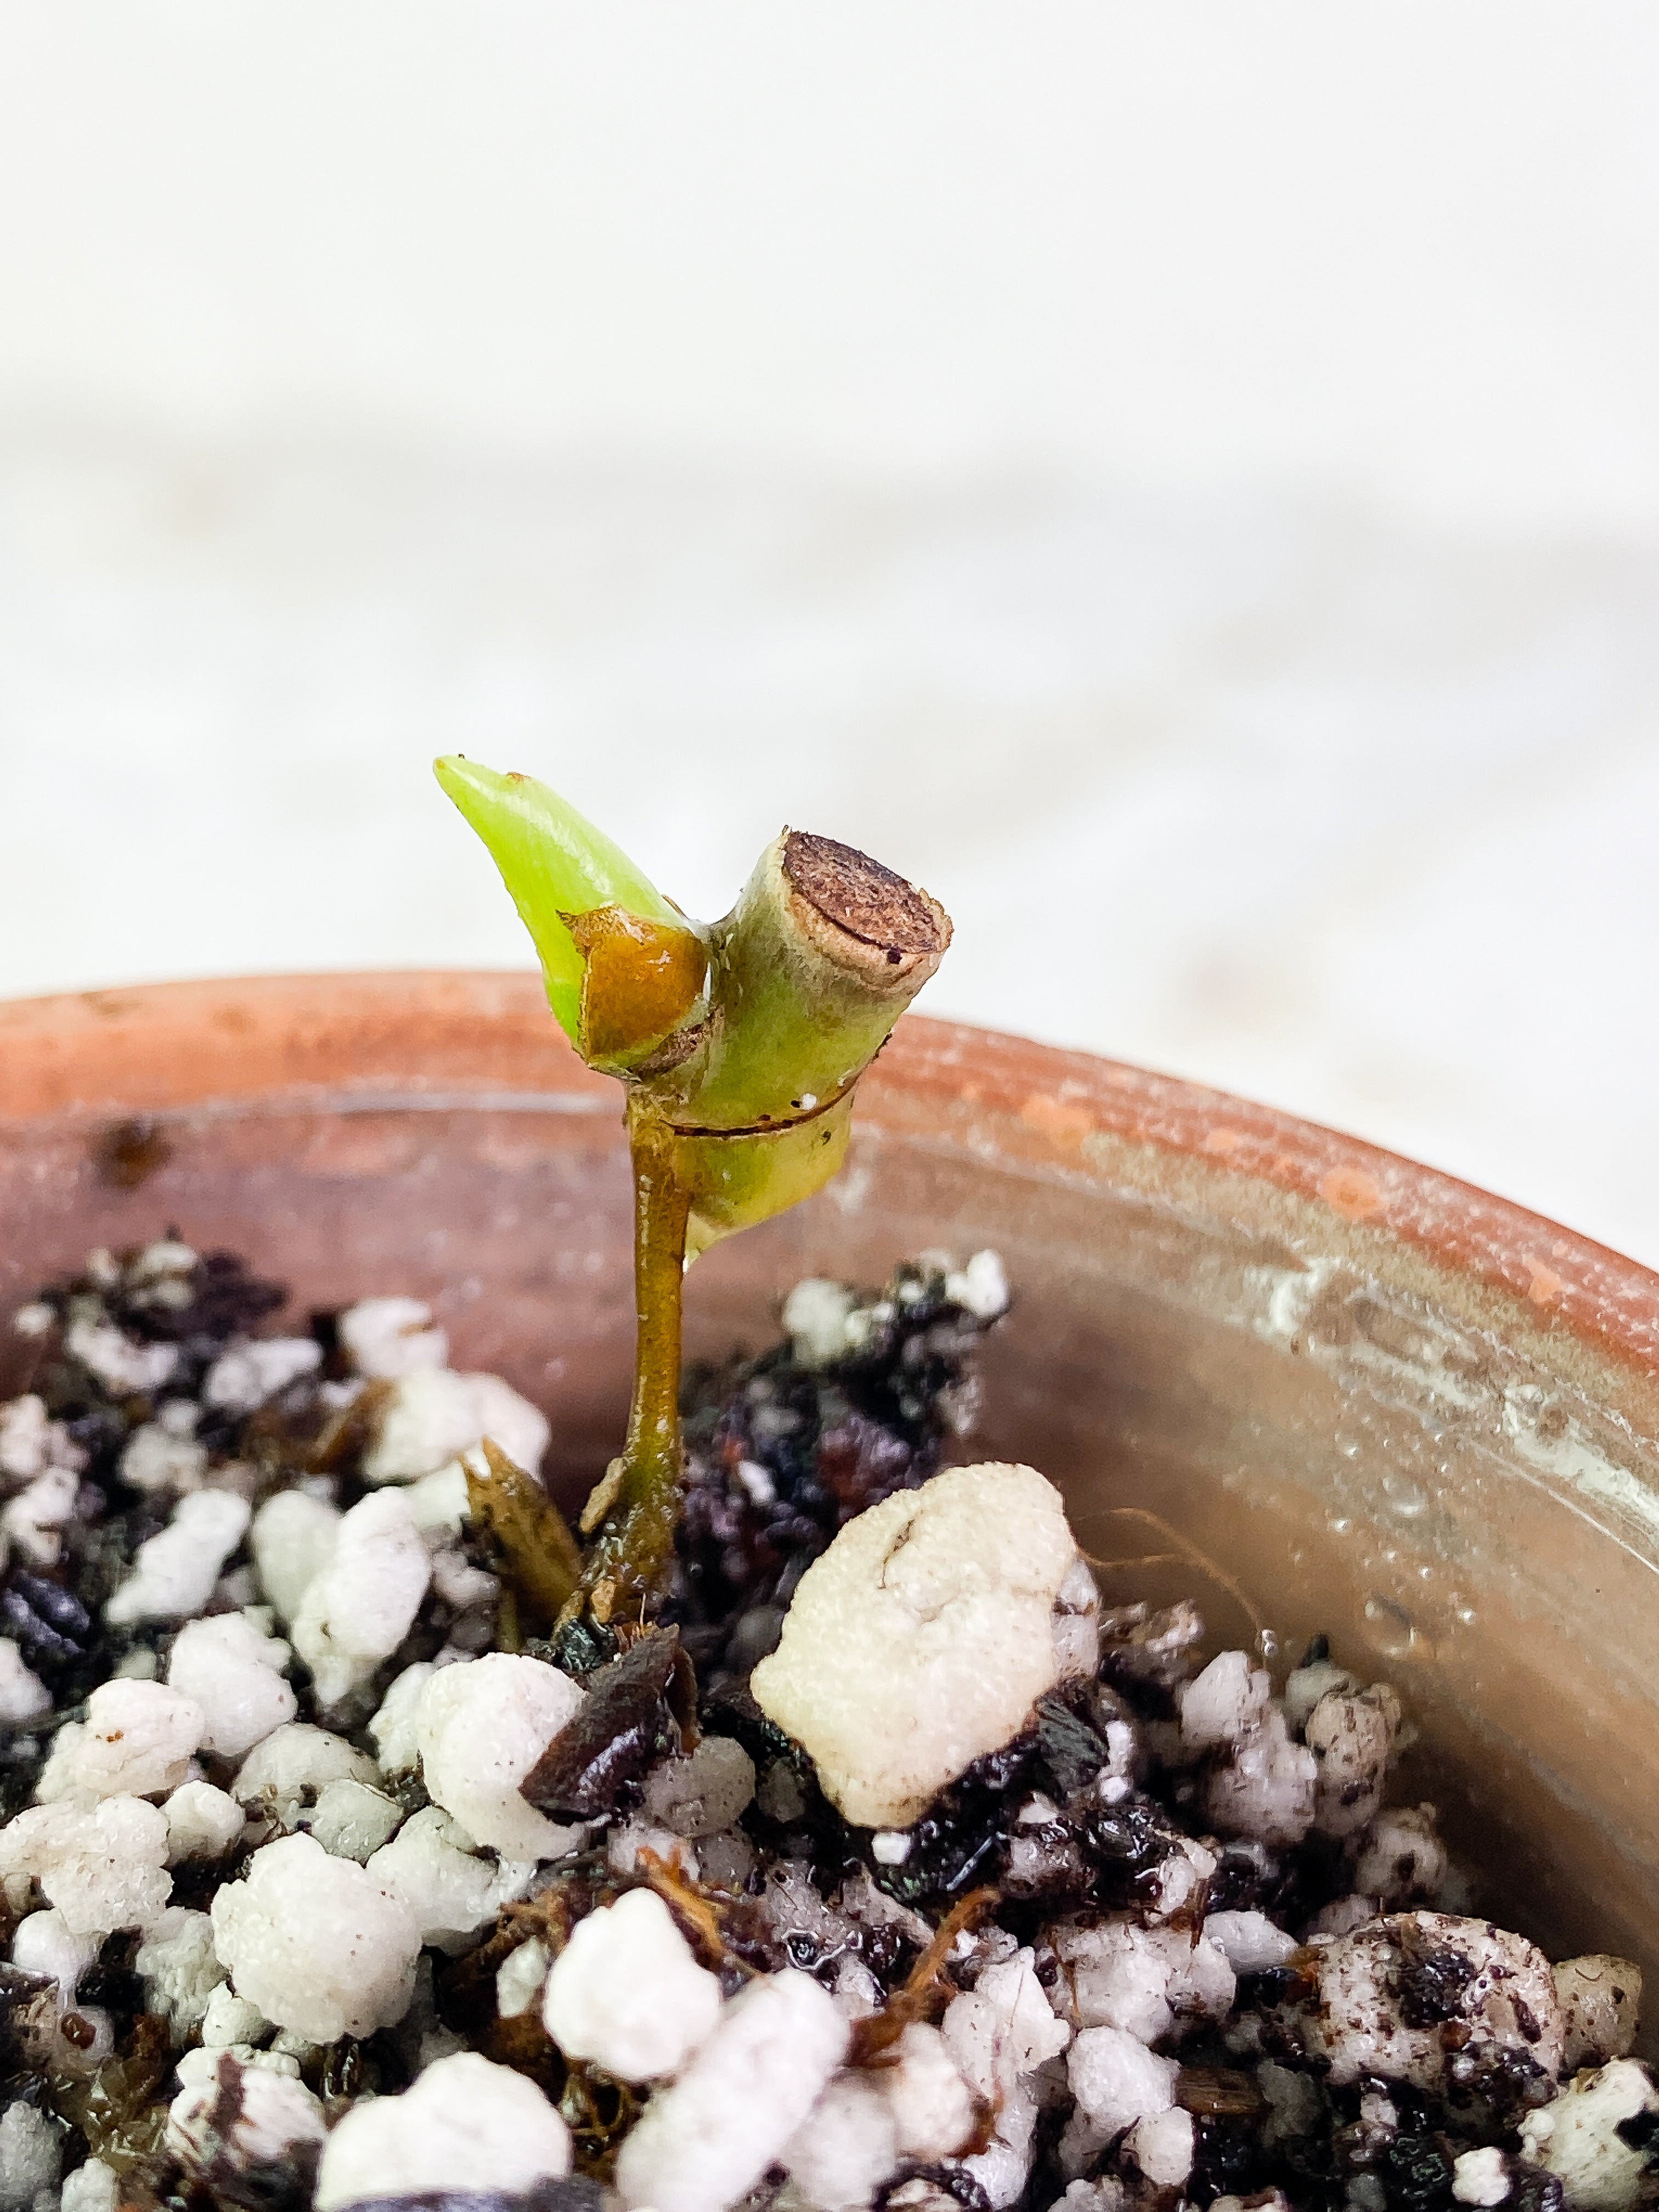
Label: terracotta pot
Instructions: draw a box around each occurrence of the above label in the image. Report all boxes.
[3,973,1657,2016]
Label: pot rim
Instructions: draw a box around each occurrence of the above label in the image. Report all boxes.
[1,969,1654,1388]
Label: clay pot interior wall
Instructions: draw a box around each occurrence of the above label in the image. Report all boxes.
[2,974,1657,2034]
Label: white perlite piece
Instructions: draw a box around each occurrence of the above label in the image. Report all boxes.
[947,1249,1012,1320]
[367,1808,535,1950]
[232,1723,379,1826]
[615,1971,850,2212]
[1049,1917,1234,2044]
[1203,1910,1300,1975]
[0,2101,61,2212]
[105,1489,252,1626]
[0,1796,172,1934]
[12,1908,101,2008]
[782,1279,859,1367]
[309,1779,404,1862]
[176,2045,301,2089]
[947,1946,1073,2094]
[118,1421,207,1498]
[1452,2148,1513,2207]
[48,1678,204,1799]
[1305,1681,1403,1837]
[784,2070,899,2210]
[1067,2024,1179,2136]
[404,1462,471,1534]
[168,2051,328,2179]
[1126,2106,1195,2188]
[610,1818,695,1880]
[202,1984,273,2049]
[292,1488,431,1709]
[1180,1650,1271,1752]
[168,1612,297,1759]
[885,2022,977,2159]
[368,1660,438,1772]
[203,1338,323,1415]
[250,1488,341,1625]
[211,1833,421,2042]
[641,1737,758,1838]
[542,1888,722,2081]
[1556,1956,1644,2072]
[1520,2059,1659,2212]
[60,2161,118,2212]
[1052,1555,1102,1680]
[339,1296,449,1379]
[1297,1912,1565,2089]
[497,1937,551,2020]
[1,1465,80,1567]
[65,1318,179,1397]
[417,1651,585,1861]
[362,1367,549,1485]
[751,1462,1081,1827]
[1353,1804,1448,1907]
[0,1393,49,1481]
[1201,1706,1319,1849]
[315,2051,571,2211]
[137,1908,227,2037]
[0,1636,51,1723]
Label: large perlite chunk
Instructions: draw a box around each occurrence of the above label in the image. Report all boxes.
[167,1612,296,1758]
[1291,1910,1566,2091]
[37,1678,204,1800]
[0,1796,172,1934]
[249,1488,341,1626]
[202,1337,323,1415]
[104,1489,252,1626]
[136,1908,227,2039]
[542,1887,722,2081]
[291,1488,431,1710]
[0,2101,63,2212]
[417,1651,586,1861]
[232,1723,379,1827]
[366,1807,534,1950]
[614,1971,851,2212]
[1519,2058,1659,2211]
[0,1635,52,1723]
[314,2050,573,2211]
[361,1366,550,1485]
[782,2071,899,2211]
[167,2050,328,2184]
[338,1295,449,1379]
[162,1782,246,1864]
[750,1462,1082,1827]
[209,1832,420,2042]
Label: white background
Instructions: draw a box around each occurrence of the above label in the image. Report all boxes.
[1,4,1656,1260]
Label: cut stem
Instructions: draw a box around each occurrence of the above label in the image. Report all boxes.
[438,760,952,1622]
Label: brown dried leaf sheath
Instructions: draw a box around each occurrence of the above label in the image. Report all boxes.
[466,1437,584,1626]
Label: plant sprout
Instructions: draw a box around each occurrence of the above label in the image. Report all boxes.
[435,757,951,1622]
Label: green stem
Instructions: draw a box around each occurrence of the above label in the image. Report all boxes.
[576,1102,692,1619]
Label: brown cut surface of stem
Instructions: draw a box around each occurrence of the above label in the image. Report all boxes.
[782,830,950,963]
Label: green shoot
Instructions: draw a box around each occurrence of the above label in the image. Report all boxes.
[437,755,951,1619]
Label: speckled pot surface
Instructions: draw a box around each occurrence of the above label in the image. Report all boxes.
[3,973,1657,2020]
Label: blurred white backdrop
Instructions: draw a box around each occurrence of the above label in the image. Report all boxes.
[0,4,1656,1259]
